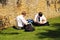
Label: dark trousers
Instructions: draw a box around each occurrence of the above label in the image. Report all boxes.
[32,22,49,26]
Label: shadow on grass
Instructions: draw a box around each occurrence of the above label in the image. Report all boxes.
[51,23,60,28]
[36,23,60,39]
[36,30,60,39]
[0,32,20,35]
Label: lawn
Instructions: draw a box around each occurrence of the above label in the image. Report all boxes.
[0,17,60,40]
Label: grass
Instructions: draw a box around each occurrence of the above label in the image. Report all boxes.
[0,17,60,40]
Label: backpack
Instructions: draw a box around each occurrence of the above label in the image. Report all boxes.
[24,24,35,32]
[27,19,34,24]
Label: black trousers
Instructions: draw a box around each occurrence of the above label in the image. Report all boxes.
[32,22,49,26]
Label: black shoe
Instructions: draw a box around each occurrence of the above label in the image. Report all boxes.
[13,26,17,29]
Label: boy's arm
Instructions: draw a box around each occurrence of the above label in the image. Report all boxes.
[21,17,28,25]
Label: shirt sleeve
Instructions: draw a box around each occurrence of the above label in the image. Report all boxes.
[34,14,38,22]
[40,15,47,23]
[42,15,47,21]
[20,16,28,25]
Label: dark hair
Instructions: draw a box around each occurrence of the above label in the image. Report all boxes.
[38,12,43,17]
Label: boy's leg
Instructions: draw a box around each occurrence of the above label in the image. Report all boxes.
[22,25,27,29]
[42,22,50,26]
[32,22,41,26]
[45,22,50,26]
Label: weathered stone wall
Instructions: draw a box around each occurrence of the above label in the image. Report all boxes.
[0,0,60,28]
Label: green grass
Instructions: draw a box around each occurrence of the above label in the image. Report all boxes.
[0,17,60,40]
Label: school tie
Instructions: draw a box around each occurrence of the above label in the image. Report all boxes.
[38,17,40,22]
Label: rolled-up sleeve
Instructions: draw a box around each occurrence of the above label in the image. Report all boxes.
[34,14,38,22]
[40,15,47,23]
[20,17,28,25]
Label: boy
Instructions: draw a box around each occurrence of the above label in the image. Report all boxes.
[16,11,28,29]
[33,12,49,26]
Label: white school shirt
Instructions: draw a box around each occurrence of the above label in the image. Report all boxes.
[16,15,28,27]
[34,14,47,24]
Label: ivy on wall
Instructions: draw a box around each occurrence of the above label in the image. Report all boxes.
[0,0,7,7]
[16,0,21,7]
[46,0,60,12]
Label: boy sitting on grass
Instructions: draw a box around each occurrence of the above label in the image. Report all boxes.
[33,12,49,26]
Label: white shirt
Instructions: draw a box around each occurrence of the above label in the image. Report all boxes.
[16,15,28,27]
[34,14,47,24]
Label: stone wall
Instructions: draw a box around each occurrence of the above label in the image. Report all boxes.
[0,0,60,28]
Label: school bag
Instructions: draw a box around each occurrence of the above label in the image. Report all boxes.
[24,24,35,32]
